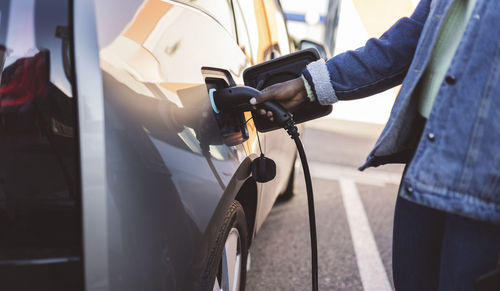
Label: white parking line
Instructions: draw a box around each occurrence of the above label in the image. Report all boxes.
[339,179,393,291]
[307,161,402,186]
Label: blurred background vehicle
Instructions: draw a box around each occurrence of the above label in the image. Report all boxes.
[0,0,82,289]
[0,0,314,290]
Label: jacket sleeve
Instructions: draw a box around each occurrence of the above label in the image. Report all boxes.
[302,0,431,105]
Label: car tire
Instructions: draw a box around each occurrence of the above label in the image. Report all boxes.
[202,201,248,291]
[279,161,296,201]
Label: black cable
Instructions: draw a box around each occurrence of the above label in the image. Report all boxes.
[255,129,263,156]
[246,116,264,156]
[285,122,319,291]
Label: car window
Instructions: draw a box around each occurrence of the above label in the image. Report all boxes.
[272,0,291,55]
[232,0,263,63]
[0,0,82,288]
[260,0,290,59]
[232,0,290,63]
[1,0,73,97]
[232,0,254,62]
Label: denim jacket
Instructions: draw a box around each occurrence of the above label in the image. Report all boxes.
[302,0,500,224]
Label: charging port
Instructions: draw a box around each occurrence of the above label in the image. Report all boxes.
[203,69,249,146]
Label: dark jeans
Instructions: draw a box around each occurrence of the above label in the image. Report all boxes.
[392,196,500,291]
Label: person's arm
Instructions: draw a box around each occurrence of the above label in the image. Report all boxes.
[304,0,431,105]
[251,0,431,111]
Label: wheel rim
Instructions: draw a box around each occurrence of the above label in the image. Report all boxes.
[213,228,241,291]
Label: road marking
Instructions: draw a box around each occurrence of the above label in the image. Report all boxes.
[339,179,393,291]
[305,161,402,186]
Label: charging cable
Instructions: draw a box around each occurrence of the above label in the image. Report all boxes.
[239,99,319,291]
[279,113,319,291]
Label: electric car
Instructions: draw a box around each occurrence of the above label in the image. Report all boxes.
[0,0,301,290]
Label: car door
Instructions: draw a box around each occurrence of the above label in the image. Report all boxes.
[92,0,261,290]
[233,0,297,231]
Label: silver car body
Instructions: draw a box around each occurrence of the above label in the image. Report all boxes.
[79,0,296,290]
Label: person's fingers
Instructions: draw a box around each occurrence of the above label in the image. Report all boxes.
[259,109,266,115]
[267,111,273,118]
[250,78,306,112]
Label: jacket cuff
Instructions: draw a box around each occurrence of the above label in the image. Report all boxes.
[302,59,338,105]
[301,74,316,102]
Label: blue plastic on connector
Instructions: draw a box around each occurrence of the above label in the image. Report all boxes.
[209,88,220,114]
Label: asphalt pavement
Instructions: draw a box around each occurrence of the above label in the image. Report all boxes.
[246,119,405,291]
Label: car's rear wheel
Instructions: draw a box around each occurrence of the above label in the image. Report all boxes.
[203,201,248,291]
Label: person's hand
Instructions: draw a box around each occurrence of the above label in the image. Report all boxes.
[249,77,307,122]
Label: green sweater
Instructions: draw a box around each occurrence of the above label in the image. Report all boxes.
[416,0,478,118]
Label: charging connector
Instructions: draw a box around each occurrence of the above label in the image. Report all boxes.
[213,86,293,126]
